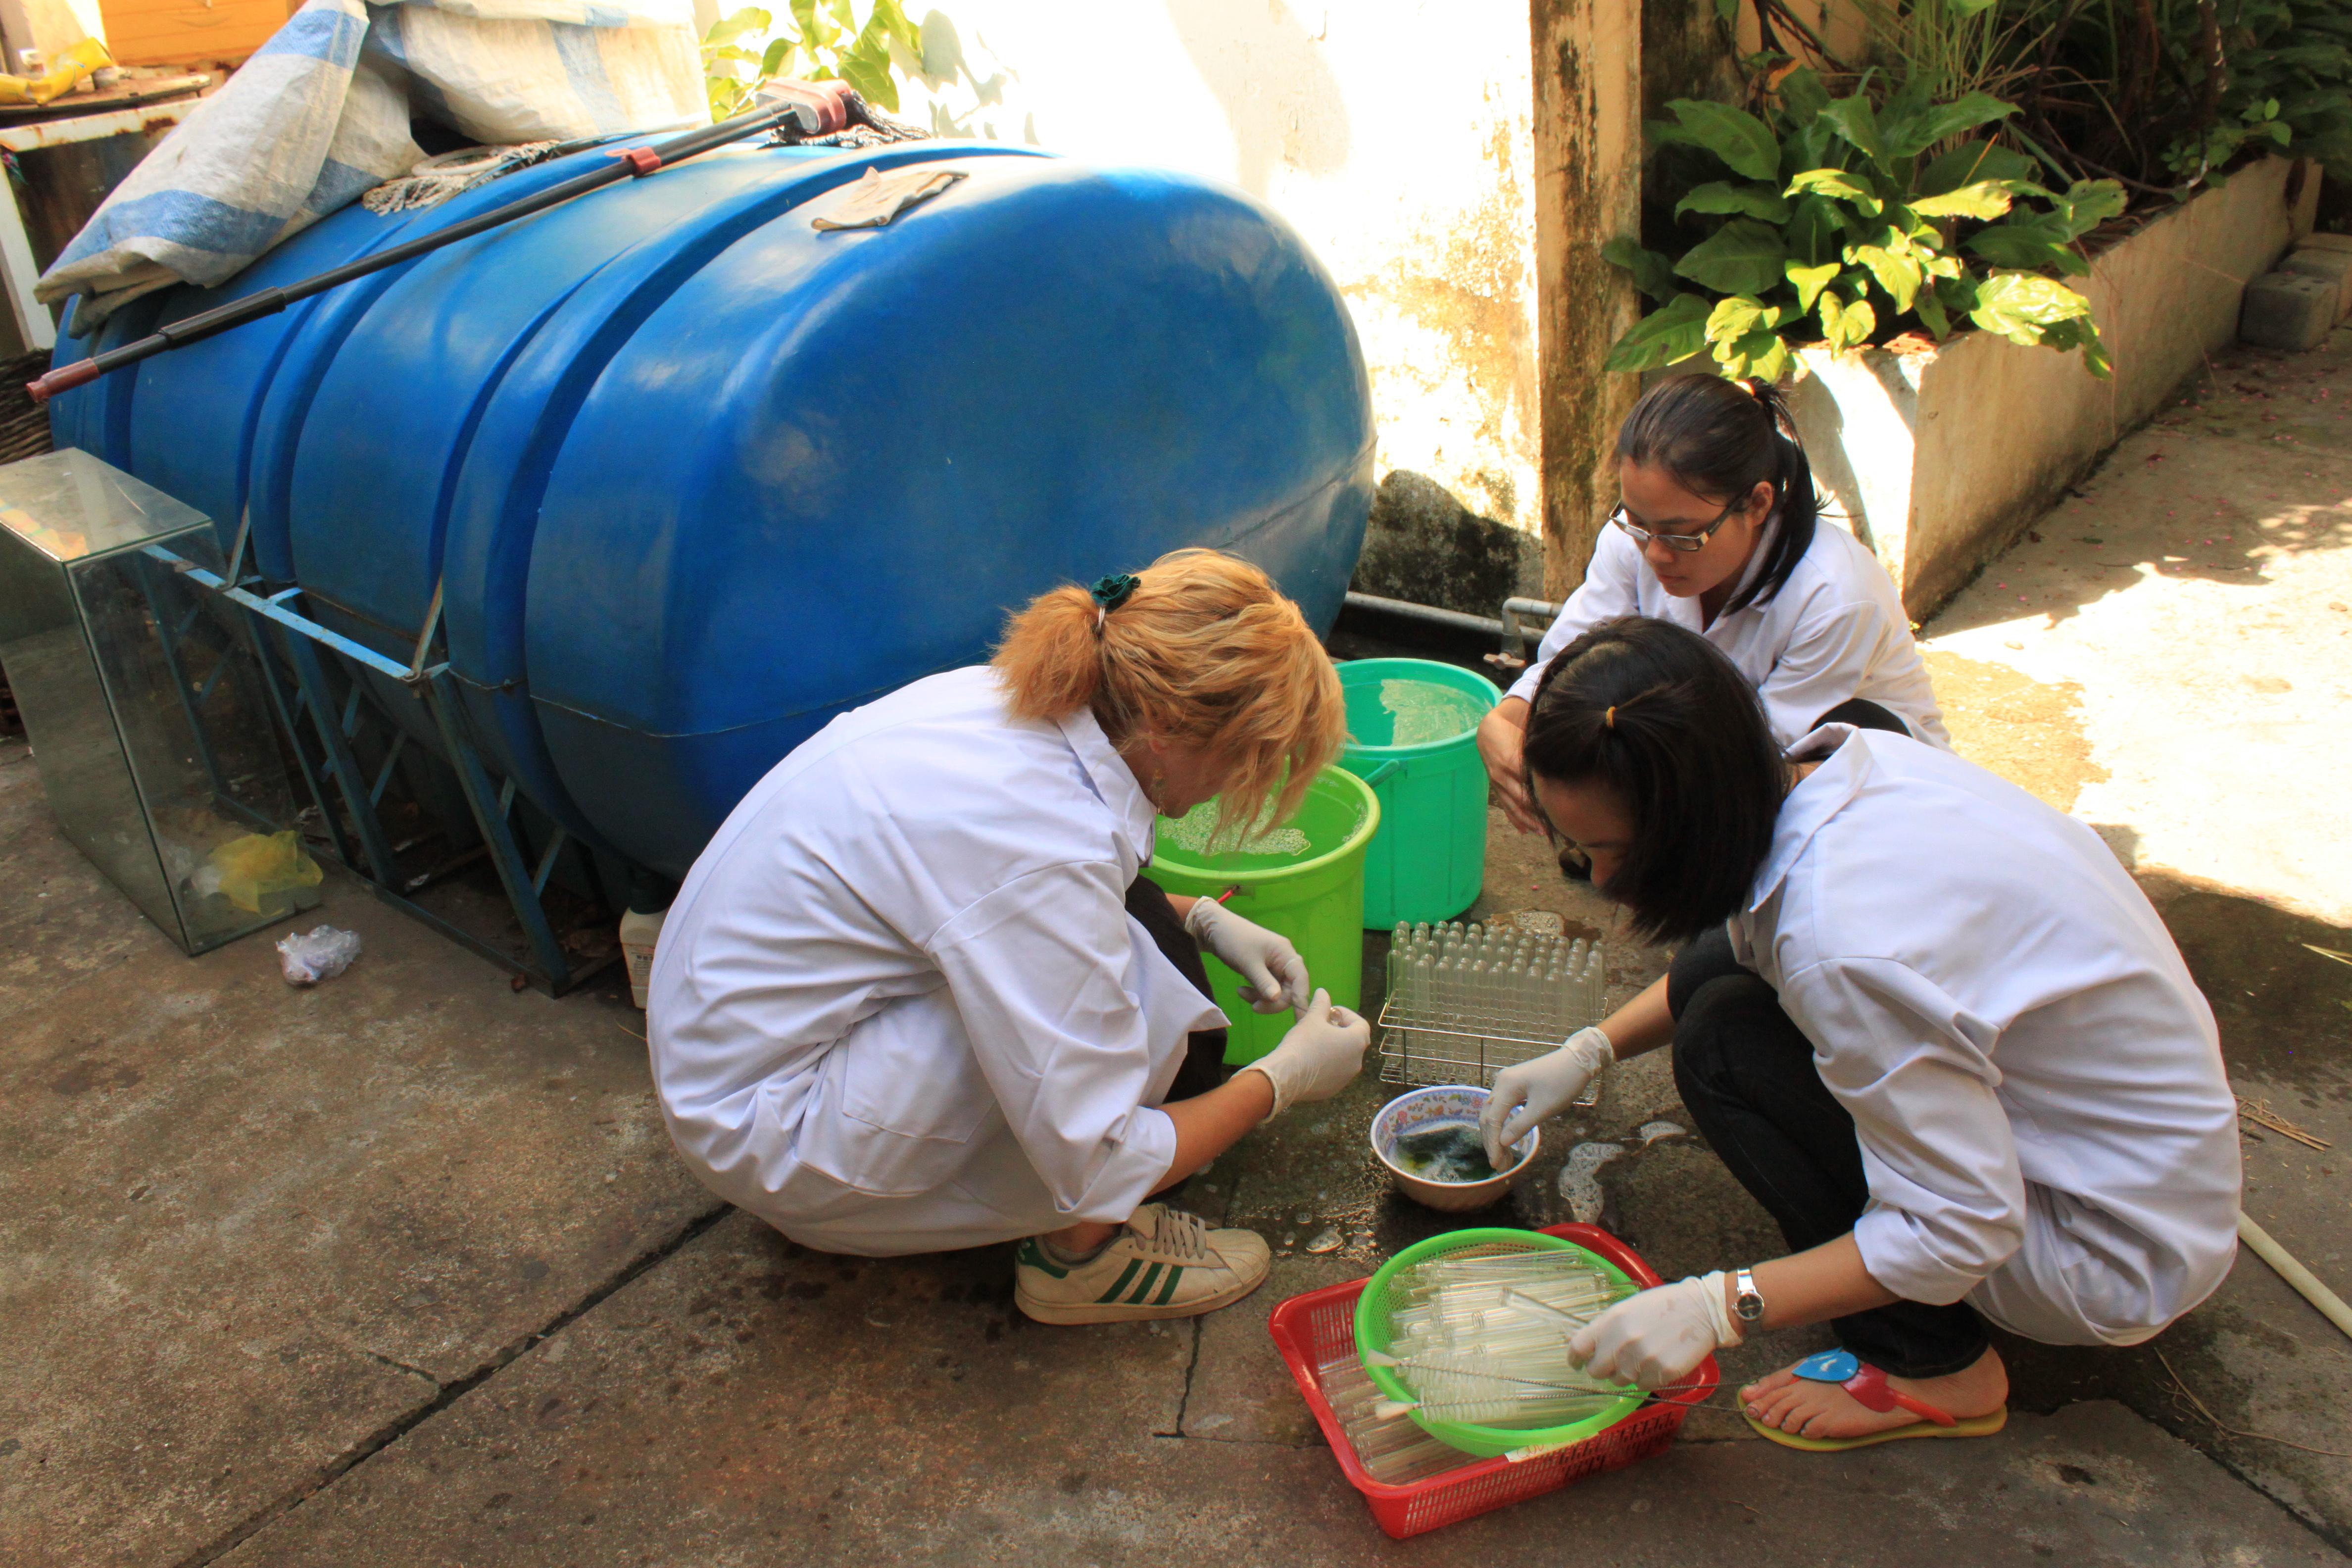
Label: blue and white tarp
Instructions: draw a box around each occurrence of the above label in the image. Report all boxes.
[38,0,708,328]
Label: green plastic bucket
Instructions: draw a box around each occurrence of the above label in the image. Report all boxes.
[1337,658,1498,928]
[1143,767,1379,1065]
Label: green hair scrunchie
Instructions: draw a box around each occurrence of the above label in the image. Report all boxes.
[1088,573,1142,612]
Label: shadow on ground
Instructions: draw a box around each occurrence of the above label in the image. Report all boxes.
[1926,325,2352,640]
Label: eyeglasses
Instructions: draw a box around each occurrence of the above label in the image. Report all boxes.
[1609,497,1741,554]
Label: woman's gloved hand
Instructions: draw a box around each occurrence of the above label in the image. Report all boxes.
[1478,1025,1613,1166]
[1241,989,1370,1118]
[1569,1272,1741,1390]
[1184,898,1311,1013]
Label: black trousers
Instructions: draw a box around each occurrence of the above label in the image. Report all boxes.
[1813,696,1911,737]
[1124,877,1230,1103]
[1668,927,1989,1378]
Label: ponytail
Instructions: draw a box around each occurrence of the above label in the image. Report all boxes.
[1725,381,1820,616]
[992,584,1107,718]
[1616,374,1819,616]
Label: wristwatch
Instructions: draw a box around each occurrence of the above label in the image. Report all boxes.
[1733,1266,1766,1326]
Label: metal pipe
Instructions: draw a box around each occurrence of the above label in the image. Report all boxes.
[1343,589,1564,674]
[144,546,414,681]
[0,90,203,152]
[1499,595,1559,656]
[1343,590,1513,638]
[1344,590,1563,643]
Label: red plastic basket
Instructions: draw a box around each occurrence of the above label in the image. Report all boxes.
[1266,1222,1717,1540]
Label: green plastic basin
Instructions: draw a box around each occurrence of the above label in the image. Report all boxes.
[1355,1227,1642,1458]
[1143,766,1379,1064]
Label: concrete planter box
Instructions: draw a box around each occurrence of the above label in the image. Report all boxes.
[1784,156,2322,620]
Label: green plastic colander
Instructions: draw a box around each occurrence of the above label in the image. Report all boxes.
[1353,1227,1643,1459]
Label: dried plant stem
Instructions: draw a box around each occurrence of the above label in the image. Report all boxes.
[2236,1096,2330,1151]
[2156,1348,2352,1459]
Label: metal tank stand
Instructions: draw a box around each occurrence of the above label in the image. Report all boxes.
[144,539,614,996]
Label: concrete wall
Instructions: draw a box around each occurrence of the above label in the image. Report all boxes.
[1788,155,2326,620]
[1,0,106,67]
[817,1,1545,610]
[1529,0,1643,598]
[1643,0,1739,122]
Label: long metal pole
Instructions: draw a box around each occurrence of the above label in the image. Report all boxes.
[1344,591,1559,643]
[28,88,846,402]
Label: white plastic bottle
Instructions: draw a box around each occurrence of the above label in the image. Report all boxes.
[620,869,675,1012]
[619,911,662,1009]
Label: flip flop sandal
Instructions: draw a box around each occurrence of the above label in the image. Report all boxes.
[1744,1349,2009,1452]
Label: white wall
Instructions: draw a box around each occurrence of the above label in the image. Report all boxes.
[719,1,1543,538]
[0,0,106,71]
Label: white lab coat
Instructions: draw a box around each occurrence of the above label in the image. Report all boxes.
[1509,516,1950,750]
[1732,726,2241,1345]
[646,667,1225,1257]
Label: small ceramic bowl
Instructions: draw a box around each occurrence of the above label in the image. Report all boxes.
[1369,1084,1536,1213]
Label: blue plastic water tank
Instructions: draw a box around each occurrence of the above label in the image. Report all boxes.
[50,136,1376,876]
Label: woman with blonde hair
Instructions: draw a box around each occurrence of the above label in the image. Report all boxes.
[649,549,1372,1323]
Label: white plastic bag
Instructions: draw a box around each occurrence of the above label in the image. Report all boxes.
[40,0,707,326]
[278,925,363,986]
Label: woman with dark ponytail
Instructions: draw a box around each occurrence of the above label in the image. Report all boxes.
[1478,375,1947,833]
[1479,618,2239,1452]
[650,550,1374,1324]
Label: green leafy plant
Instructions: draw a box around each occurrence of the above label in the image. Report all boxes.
[1606,70,2124,382]
[702,0,933,120]
[1940,0,2352,193]
[1852,0,2072,106]
[2189,0,2352,182]
[2166,96,2293,179]
[1721,0,2348,226]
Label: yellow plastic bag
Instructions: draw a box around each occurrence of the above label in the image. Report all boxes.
[0,38,111,107]
[205,830,323,914]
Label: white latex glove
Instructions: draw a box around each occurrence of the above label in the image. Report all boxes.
[1569,1273,1741,1391]
[1185,898,1311,1013]
[1241,989,1370,1118]
[1479,1025,1613,1166]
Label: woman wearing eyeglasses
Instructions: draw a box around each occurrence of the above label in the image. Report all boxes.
[1478,375,1947,835]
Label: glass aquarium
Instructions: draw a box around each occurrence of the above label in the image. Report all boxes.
[0,449,318,954]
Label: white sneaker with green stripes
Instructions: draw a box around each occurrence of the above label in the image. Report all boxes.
[1013,1204,1271,1324]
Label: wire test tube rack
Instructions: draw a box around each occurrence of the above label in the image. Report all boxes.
[1377,921,1606,1105]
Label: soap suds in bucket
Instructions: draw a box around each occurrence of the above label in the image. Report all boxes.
[1379,679,1487,746]
[1161,800,1310,858]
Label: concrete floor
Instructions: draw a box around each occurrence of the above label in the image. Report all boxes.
[5,335,2352,1567]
